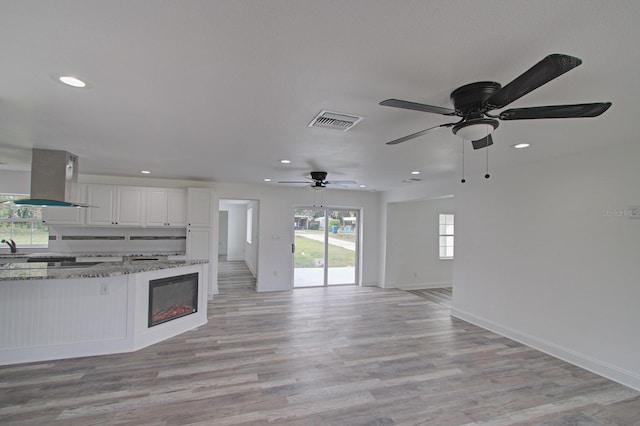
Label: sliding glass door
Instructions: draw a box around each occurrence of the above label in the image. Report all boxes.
[326,209,357,285]
[293,208,326,287]
[293,208,359,287]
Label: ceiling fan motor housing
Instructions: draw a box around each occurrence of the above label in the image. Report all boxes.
[450,81,502,116]
[310,171,328,182]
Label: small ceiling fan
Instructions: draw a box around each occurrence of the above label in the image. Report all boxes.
[278,171,356,189]
[380,54,612,149]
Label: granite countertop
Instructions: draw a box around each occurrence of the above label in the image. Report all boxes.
[0,252,185,259]
[0,259,207,281]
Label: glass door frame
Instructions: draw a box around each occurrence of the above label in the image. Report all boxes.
[292,206,360,288]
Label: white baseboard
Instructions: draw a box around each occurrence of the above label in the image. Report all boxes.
[246,262,256,278]
[397,282,452,290]
[451,307,640,392]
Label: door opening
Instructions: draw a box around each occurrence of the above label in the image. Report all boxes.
[218,199,259,292]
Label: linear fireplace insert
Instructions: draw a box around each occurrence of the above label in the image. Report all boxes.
[148,272,198,327]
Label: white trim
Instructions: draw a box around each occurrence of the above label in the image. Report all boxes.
[451,307,640,392]
[396,281,452,290]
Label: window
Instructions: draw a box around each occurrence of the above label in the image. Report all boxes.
[246,208,253,244]
[0,194,49,248]
[439,213,454,259]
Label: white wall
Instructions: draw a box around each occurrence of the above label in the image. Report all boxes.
[379,180,456,288]
[0,169,30,194]
[245,200,259,277]
[386,197,454,289]
[451,141,640,391]
[218,211,228,255]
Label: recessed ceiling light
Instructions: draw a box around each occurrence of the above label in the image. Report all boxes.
[359,184,367,188]
[140,170,151,174]
[280,159,291,164]
[512,143,530,149]
[58,75,87,88]
[263,178,271,182]
[411,171,421,175]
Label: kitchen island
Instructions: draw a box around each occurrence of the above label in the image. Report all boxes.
[0,258,210,366]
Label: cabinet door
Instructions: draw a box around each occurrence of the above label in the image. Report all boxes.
[116,187,145,226]
[42,184,86,225]
[146,188,169,227]
[166,189,187,226]
[187,227,211,260]
[42,206,83,225]
[187,188,212,227]
[86,185,116,225]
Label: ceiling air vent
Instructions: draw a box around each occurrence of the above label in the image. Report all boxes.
[308,110,363,132]
[402,178,423,183]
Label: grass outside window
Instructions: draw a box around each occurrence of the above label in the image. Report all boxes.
[294,235,354,268]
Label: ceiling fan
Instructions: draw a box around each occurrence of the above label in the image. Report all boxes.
[278,171,356,189]
[380,54,612,149]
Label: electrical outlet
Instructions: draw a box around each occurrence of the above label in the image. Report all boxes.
[100,283,110,295]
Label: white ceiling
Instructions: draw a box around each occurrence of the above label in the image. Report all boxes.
[0,1,637,191]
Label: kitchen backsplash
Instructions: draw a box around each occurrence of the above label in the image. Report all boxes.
[48,226,186,255]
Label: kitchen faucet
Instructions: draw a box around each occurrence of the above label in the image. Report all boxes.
[1,239,17,254]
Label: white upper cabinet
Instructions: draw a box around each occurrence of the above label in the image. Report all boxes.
[86,185,145,226]
[187,188,213,227]
[146,188,187,227]
[166,189,187,226]
[86,185,116,226]
[42,185,87,225]
[116,186,145,226]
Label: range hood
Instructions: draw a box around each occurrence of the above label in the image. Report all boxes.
[14,149,89,207]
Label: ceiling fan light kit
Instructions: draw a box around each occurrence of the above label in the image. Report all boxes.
[452,118,499,142]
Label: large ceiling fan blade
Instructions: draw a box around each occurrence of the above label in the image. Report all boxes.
[380,99,456,116]
[386,122,457,145]
[499,102,612,120]
[471,134,494,150]
[487,54,582,109]
[277,180,310,184]
[327,180,357,185]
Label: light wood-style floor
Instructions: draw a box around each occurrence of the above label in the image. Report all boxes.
[407,288,452,309]
[1,261,639,425]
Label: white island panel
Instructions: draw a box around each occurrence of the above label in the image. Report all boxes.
[0,276,130,365]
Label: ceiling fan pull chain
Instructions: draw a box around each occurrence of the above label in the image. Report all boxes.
[485,135,491,179]
[461,138,466,183]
